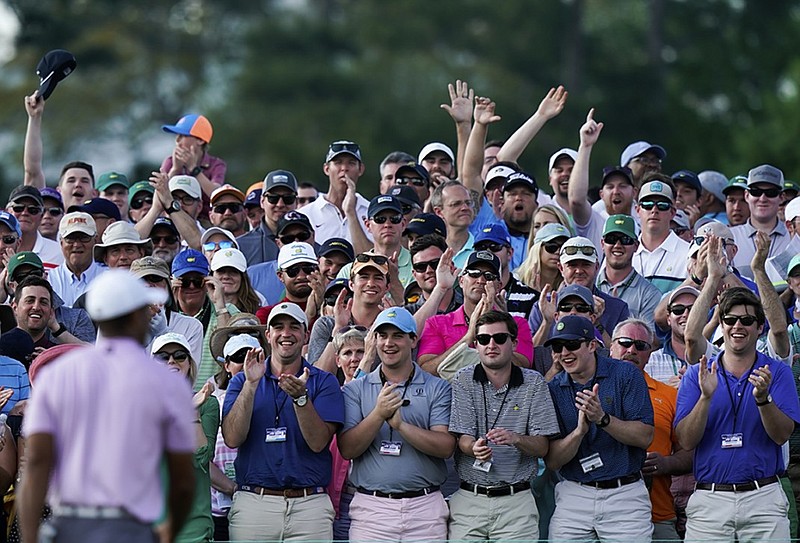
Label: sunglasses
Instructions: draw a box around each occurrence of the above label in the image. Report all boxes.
[63,234,93,245]
[692,236,731,248]
[155,350,189,363]
[669,304,693,316]
[401,204,417,215]
[463,269,499,281]
[180,277,205,289]
[614,337,651,351]
[130,196,153,210]
[412,258,440,273]
[12,268,44,282]
[9,204,42,215]
[747,186,781,198]
[639,200,672,212]
[543,242,564,255]
[324,291,352,307]
[557,302,592,314]
[372,215,403,225]
[296,196,317,206]
[721,314,758,326]
[396,177,426,187]
[562,246,596,256]
[550,339,587,354]
[0,235,17,245]
[152,235,179,245]
[44,207,63,217]
[405,292,421,304]
[213,203,243,214]
[672,227,690,236]
[284,264,318,278]
[143,274,167,284]
[475,332,511,346]
[203,240,234,252]
[603,233,635,246]
[279,230,312,245]
[356,253,389,265]
[475,242,506,253]
[265,193,297,205]
[227,349,249,364]
[329,141,361,155]
[338,325,368,334]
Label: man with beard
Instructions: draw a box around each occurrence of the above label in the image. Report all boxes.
[546,148,577,213]
[500,171,538,271]
[209,184,247,237]
[419,142,457,188]
[48,212,104,308]
[596,215,661,322]
[256,242,323,326]
[12,275,87,349]
[148,217,182,267]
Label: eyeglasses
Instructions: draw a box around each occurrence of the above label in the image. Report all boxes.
[279,230,312,245]
[337,325,368,334]
[12,268,44,282]
[152,235,179,245]
[44,207,63,217]
[355,253,389,265]
[639,200,672,212]
[463,269,499,281]
[614,337,651,351]
[143,274,167,284]
[557,302,592,314]
[9,204,42,215]
[0,235,17,245]
[265,193,297,205]
[213,203,243,214]
[747,186,781,198]
[155,350,189,363]
[445,199,475,210]
[227,349,249,365]
[669,304,693,316]
[203,240,234,252]
[631,156,661,167]
[550,339,588,354]
[180,277,205,289]
[396,177,426,187]
[543,241,565,255]
[371,215,403,225]
[64,234,93,245]
[474,242,505,253]
[603,233,635,246]
[296,196,317,206]
[130,196,153,210]
[721,314,758,326]
[284,264,318,278]
[174,194,198,206]
[562,246,596,256]
[475,333,512,345]
[412,258,440,273]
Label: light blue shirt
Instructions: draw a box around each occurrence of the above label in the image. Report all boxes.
[48,261,104,308]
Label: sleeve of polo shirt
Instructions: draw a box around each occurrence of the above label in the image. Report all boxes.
[206,158,227,186]
[622,366,654,425]
[68,309,98,343]
[448,369,476,436]
[311,370,345,426]
[528,373,560,437]
[674,364,702,428]
[342,379,367,432]
[222,372,246,419]
[162,373,197,453]
[307,317,335,365]
[513,317,534,366]
[428,377,452,428]
[546,380,567,440]
[417,315,446,358]
[768,361,800,425]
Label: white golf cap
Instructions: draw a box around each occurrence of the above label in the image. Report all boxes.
[418,142,455,164]
[267,302,308,328]
[86,269,167,322]
[548,148,578,171]
[169,175,202,199]
[151,332,192,355]
[278,242,317,270]
[59,211,96,237]
[211,248,247,272]
[223,334,261,358]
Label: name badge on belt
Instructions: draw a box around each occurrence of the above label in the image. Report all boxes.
[380,440,402,456]
[265,427,287,443]
[580,452,604,473]
[721,433,743,449]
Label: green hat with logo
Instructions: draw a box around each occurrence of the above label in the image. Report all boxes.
[722,175,748,196]
[96,171,130,192]
[602,215,636,238]
[784,180,800,195]
[7,251,44,281]
[128,181,155,205]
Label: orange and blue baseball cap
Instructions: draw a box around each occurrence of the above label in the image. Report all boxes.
[162,114,213,144]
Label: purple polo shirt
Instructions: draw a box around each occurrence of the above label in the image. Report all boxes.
[160,153,227,186]
[417,305,534,366]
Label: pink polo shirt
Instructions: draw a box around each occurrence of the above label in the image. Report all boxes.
[417,306,534,367]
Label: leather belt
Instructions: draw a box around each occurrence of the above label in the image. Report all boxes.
[238,485,326,498]
[695,475,779,492]
[53,505,132,520]
[460,481,531,497]
[356,486,440,499]
[580,473,641,489]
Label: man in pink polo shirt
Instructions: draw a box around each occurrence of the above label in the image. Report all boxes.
[417,250,533,375]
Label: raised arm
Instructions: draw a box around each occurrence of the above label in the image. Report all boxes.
[461,97,502,195]
[684,237,724,364]
[440,80,474,176]
[413,248,457,333]
[496,86,567,163]
[222,349,264,448]
[751,231,789,358]
[567,109,603,227]
[151,171,201,250]
[23,93,46,189]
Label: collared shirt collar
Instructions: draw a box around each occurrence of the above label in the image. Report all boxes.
[744,218,788,238]
[472,363,523,388]
[558,354,609,388]
[597,267,637,288]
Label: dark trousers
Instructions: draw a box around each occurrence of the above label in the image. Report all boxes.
[42,517,156,543]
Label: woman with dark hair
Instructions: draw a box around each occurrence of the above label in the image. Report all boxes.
[210,249,261,315]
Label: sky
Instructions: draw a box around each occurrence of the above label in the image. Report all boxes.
[0,2,18,64]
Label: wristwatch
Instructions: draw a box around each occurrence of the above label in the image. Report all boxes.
[52,323,67,337]
[190,166,202,177]
[166,200,181,214]
[294,394,308,407]
[756,394,773,407]
[596,413,611,428]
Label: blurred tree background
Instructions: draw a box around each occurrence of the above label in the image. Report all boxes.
[0,0,799,199]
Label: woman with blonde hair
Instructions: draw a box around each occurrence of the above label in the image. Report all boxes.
[527,204,573,250]
[516,223,572,293]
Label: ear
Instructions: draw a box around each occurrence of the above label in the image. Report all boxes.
[323,162,331,176]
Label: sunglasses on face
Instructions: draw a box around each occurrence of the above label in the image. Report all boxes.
[475,332,512,346]
[284,264,318,278]
[324,291,352,307]
[213,203,243,214]
[721,314,758,326]
[396,177,426,187]
[355,253,389,265]
[64,234,92,245]
[152,235,179,245]
[463,269,499,281]
[143,274,167,284]
[338,325,368,334]
[692,236,731,248]
[557,302,592,314]
[672,227,690,236]
[10,204,42,215]
[12,268,44,282]
[639,200,672,212]
[562,246,596,256]
[669,304,693,316]
[0,235,17,245]
[401,204,418,215]
[614,337,651,351]
[747,186,781,198]
[412,258,440,273]
[44,207,63,217]
[227,349,249,365]
[550,339,587,354]
[203,240,234,252]
[155,350,189,363]
[371,214,403,225]
[279,230,312,245]
[475,242,505,253]
[296,196,317,205]
[265,193,297,205]
[543,241,565,255]
[603,233,635,246]
[180,277,205,289]
[130,196,153,210]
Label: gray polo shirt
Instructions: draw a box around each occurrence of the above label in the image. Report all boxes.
[342,363,451,493]
[596,267,663,323]
[730,219,792,279]
[449,364,559,486]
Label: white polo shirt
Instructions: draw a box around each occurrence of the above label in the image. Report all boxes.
[300,193,372,245]
[632,231,689,295]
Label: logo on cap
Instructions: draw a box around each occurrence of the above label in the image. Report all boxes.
[615,219,624,225]
[223,250,233,257]
[387,311,396,318]
[274,175,288,184]
[391,188,401,195]
[476,251,493,260]
[331,241,346,249]
[292,246,303,254]
[68,217,87,225]
[280,303,288,309]
[378,196,391,203]
[650,182,664,192]
[557,322,565,331]
[187,257,196,263]
[482,227,492,232]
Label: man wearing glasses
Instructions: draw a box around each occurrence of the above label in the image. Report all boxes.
[48,212,103,308]
[392,162,430,212]
[545,314,654,542]
[431,180,476,270]
[209,184,247,237]
[256,242,324,327]
[6,185,63,270]
[620,140,666,187]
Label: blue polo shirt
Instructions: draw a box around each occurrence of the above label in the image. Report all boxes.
[222,359,344,488]
[548,356,654,482]
[675,351,800,484]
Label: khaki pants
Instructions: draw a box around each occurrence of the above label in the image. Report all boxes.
[228,491,334,542]
[448,488,539,542]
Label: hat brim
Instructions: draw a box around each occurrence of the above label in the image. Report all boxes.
[93,239,153,262]
[209,324,269,364]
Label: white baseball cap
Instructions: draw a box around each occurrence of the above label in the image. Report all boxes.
[86,269,167,322]
[223,334,261,358]
[559,236,599,265]
[278,242,317,270]
[211,248,247,272]
[548,148,578,171]
[418,142,455,164]
[267,302,308,328]
[151,332,192,355]
[786,196,800,222]
[201,227,238,248]
[59,211,96,237]
[169,175,202,199]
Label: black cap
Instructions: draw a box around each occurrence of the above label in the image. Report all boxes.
[318,238,355,262]
[601,166,634,186]
[368,195,403,217]
[503,171,539,194]
[70,197,121,221]
[36,49,77,101]
[388,185,422,208]
[263,170,298,193]
[9,185,44,207]
[403,213,446,238]
[464,250,501,274]
[277,211,313,235]
[152,217,179,236]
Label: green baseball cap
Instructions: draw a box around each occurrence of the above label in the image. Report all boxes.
[784,180,800,194]
[602,214,636,238]
[788,255,800,276]
[7,251,44,281]
[128,181,155,205]
[96,171,130,192]
[722,175,748,195]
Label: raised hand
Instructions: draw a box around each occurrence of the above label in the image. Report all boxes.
[575,383,605,424]
[205,275,226,307]
[579,108,604,147]
[751,231,771,273]
[193,382,213,409]
[536,86,568,120]
[343,175,357,213]
[333,288,353,330]
[749,365,772,403]
[243,348,266,384]
[539,284,557,323]
[706,236,726,281]
[24,92,45,119]
[435,248,458,290]
[592,295,605,322]
[441,80,474,124]
[697,355,718,399]
[279,367,310,399]
[150,170,172,207]
[473,97,501,126]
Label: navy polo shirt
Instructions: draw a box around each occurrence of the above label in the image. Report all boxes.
[675,351,800,484]
[222,358,344,488]
[548,356,654,482]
